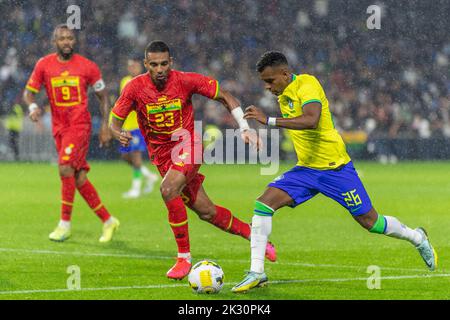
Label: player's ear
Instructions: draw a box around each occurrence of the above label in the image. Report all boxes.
[169,56,174,67]
[283,67,290,81]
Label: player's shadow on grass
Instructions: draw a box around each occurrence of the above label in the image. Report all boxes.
[103,242,175,259]
[67,231,175,258]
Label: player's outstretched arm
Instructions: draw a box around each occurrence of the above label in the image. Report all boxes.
[244,103,321,130]
[22,89,41,122]
[215,89,262,150]
[94,89,113,147]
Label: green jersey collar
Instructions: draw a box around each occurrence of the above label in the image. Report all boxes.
[280,73,298,97]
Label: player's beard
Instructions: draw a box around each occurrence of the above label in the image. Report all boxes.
[153,76,168,90]
[57,46,74,60]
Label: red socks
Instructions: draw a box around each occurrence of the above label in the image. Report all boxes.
[165,197,190,254]
[77,179,111,222]
[212,205,251,239]
[61,176,76,221]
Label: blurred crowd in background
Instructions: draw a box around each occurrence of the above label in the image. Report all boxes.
[0,0,449,161]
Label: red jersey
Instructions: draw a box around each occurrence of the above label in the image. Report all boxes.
[26,53,103,136]
[112,70,219,165]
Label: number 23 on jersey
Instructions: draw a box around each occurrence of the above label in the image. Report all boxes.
[146,98,182,134]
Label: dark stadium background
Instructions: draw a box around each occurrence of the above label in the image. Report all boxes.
[0,0,449,162]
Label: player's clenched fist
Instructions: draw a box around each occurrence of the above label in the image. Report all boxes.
[29,107,41,122]
[244,105,268,125]
[117,130,132,147]
[241,129,263,151]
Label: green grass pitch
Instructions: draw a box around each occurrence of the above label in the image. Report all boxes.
[0,161,449,300]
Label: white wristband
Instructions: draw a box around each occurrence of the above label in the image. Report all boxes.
[28,103,39,113]
[93,79,106,92]
[267,117,277,126]
[231,107,250,132]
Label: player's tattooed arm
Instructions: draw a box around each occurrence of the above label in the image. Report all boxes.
[245,103,321,130]
[94,89,113,147]
[23,90,41,122]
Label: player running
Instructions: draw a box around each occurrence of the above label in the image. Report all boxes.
[232,51,438,293]
[110,41,276,280]
[117,56,158,199]
[23,24,120,243]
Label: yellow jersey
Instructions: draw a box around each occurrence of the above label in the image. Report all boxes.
[278,74,350,169]
[119,75,139,131]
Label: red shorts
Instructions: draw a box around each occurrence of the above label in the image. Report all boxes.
[55,128,90,172]
[154,140,204,207]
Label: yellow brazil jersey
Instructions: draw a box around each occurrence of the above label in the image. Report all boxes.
[278,74,351,170]
[119,75,139,131]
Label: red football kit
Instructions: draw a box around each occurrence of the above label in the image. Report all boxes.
[26,53,104,171]
[112,70,219,205]
[26,52,112,225]
[112,69,271,269]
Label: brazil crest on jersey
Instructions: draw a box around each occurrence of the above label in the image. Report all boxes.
[278,74,351,169]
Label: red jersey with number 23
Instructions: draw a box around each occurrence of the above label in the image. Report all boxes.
[26,53,103,136]
[111,70,219,165]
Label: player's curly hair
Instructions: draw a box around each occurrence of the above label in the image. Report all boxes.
[256,51,288,73]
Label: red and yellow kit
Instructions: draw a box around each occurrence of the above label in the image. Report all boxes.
[26,53,104,170]
[112,70,219,205]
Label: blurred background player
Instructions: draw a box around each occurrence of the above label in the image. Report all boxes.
[118,56,158,199]
[4,103,24,161]
[23,24,120,243]
[232,51,438,293]
[110,41,276,280]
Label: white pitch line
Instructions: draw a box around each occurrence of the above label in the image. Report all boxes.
[0,283,186,295]
[1,273,449,295]
[282,261,427,272]
[0,247,173,261]
[0,247,432,273]
[271,273,450,284]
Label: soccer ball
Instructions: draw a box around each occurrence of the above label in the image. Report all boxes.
[188,260,224,294]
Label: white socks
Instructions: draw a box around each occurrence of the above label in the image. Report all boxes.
[178,252,192,263]
[384,216,423,246]
[250,215,272,273]
[59,220,71,229]
[131,178,142,191]
[104,217,116,226]
[140,166,155,180]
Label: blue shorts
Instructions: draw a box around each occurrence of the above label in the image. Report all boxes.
[119,129,147,154]
[268,161,372,216]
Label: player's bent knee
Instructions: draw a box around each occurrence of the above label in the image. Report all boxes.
[75,176,87,188]
[356,209,386,234]
[354,207,380,231]
[59,165,74,178]
[355,215,375,231]
[160,184,178,201]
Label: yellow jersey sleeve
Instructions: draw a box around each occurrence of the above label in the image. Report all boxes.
[279,74,351,169]
[114,75,139,131]
[120,76,132,92]
[297,77,323,107]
